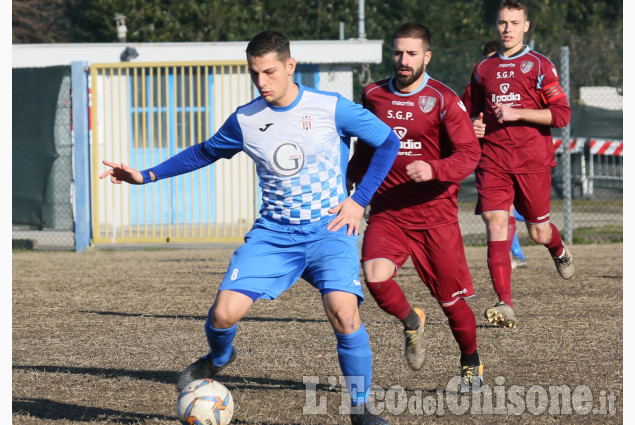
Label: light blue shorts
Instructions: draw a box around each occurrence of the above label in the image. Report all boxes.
[219,216,364,301]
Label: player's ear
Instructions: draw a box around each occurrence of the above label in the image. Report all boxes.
[286,57,296,76]
[524,20,530,33]
[424,50,432,66]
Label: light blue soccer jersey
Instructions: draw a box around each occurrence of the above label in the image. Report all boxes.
[202,85,392,224]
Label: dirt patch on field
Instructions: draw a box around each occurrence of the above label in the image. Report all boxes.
[12,243,623,424]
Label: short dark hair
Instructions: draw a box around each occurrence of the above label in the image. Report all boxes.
[246,30,290,60]
[482,40,500,57]
[392,23,431,50]
[499,0,528,19]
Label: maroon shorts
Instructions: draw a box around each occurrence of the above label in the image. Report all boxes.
[361,214,474,304]
[475,168,553,224]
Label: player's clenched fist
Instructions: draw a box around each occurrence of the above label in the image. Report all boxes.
[405,160,433,183]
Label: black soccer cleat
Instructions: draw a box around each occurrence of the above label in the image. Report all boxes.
[459,362,484,394]
[176,347,237,393]
[350,402,388,425]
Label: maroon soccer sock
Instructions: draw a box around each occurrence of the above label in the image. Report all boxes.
[365,278,411,321]
[544,223,564,257]
[441,299,477,355]
[507,216,517,251]
[487,240,513,307]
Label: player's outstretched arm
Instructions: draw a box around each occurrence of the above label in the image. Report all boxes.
[99,160,147,185]
[326,198,365,236]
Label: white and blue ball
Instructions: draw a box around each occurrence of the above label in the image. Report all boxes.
[176,378,234,425]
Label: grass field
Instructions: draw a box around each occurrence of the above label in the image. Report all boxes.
[12,243,623,424]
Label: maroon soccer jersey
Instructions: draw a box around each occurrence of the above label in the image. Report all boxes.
[348,74,480,229]
[468,46,571,173]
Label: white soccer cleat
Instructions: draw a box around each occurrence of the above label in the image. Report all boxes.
[484,302,517,328]
[552,244,575,280]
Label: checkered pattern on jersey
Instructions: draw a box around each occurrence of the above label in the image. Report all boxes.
[261,140,345,224]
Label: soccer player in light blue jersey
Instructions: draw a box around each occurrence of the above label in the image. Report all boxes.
[100,30,399,425]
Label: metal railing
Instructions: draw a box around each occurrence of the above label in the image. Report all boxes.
[89,61,260,244]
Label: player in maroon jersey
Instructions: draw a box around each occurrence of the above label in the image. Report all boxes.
[462,40,529,271]
[468,0,574,329]
[347,22,483,393]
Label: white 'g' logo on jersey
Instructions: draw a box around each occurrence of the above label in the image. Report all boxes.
[269,141,305,176]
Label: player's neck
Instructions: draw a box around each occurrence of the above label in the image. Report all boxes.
[394,76,425,93]
[501,44,527,58]
[273,82,299,108]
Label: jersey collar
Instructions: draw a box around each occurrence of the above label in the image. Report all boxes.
[267,83,303,112]
[498,45,531,60]
[388,73,430,97]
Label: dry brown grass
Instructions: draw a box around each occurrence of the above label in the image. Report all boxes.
[13,243,622,424]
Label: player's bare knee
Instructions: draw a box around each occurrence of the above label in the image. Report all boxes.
[530,233,550,245]
[209,307,237,329]
[528,225,551,245]
[362,259,395,282]
[327,306,359,333]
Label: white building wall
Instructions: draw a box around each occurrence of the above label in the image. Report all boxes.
[12,40,383,68]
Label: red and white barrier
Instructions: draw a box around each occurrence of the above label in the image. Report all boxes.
[553,138,623,156]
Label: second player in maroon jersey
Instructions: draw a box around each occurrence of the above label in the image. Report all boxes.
[468,0,575,330]
[348,22,483,394]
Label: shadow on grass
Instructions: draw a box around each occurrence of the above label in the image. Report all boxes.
[12,397,298,424]
[12,364,338,392]
[12,398,175,424]
[78,310,329,324]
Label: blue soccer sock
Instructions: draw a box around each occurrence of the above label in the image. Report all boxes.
[335,323,373,406]
[205,311,237,367]
[510,232,526,260]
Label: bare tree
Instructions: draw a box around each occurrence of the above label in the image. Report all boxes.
[12,0,67,43]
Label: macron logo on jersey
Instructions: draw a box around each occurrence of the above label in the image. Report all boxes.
[391,100,415,106]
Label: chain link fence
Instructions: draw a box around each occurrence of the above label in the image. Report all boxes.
[13,68,75,250]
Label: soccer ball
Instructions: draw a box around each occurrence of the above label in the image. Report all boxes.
[176,378,234,425]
